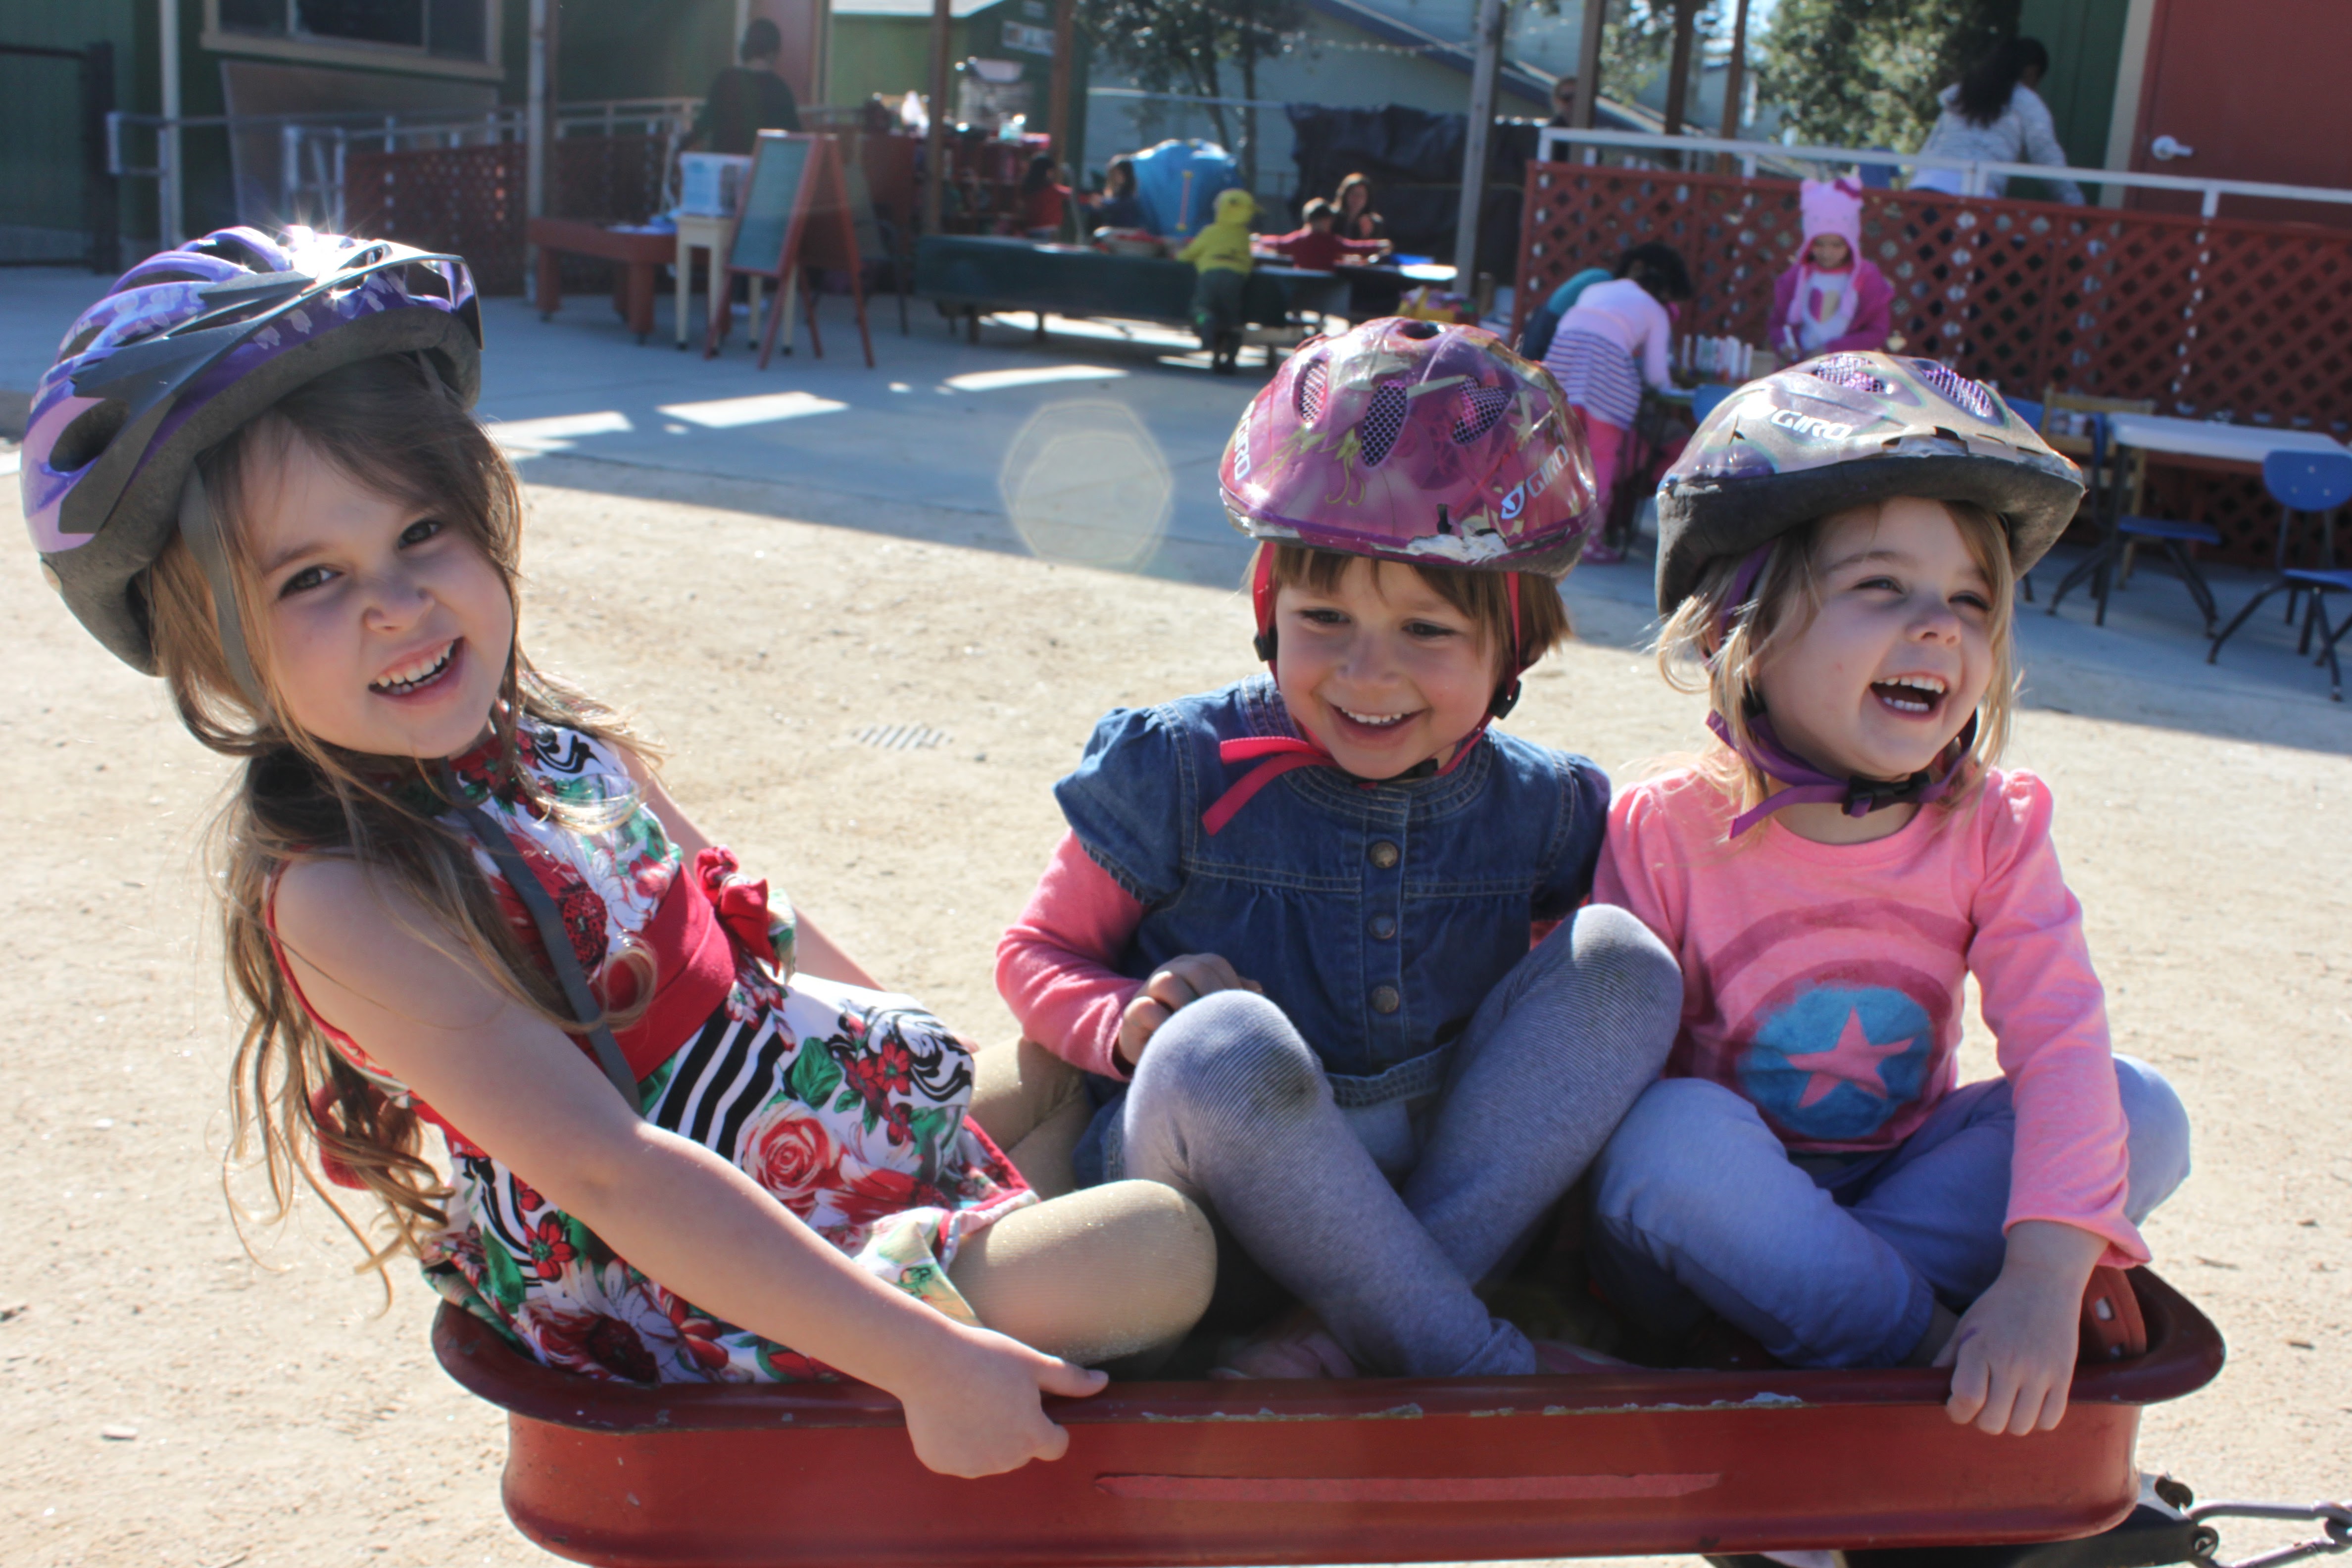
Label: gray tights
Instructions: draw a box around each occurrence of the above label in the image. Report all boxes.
[1115,904,1681,1376]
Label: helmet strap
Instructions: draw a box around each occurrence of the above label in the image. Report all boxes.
[1708,705,1979,836]
[178,469,268,710]
[1249,543,1279,663]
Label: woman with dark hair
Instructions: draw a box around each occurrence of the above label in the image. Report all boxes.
[1087,156,1146,231]
[1911,37,2083,204]
[1333,173,1386,244]
[686,18,803,155]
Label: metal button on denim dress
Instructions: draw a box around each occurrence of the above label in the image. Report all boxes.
[1056,677,1609,1184]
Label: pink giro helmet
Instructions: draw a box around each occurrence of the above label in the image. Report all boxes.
[20,225,480,685]
[1219,317,1597,578]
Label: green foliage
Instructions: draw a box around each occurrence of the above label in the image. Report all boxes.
[1758,0,2020,152]
[1078,0,1305,187]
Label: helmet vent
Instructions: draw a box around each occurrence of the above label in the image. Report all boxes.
[49,399,128,473]
[1296,358,1328,422]
[1358,384,1409,465]
[1913,360,1998,419]
[1807,354,1892,394]
[1452,386,1512,443]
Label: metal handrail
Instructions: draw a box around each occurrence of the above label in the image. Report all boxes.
[1532,125,2352,219]
[105,99,701,237]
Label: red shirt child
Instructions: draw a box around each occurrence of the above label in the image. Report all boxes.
[1260,200,1389,270]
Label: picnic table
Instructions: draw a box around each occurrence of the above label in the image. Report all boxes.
[912,235,1434,346]
[2105,413,2347,471]
[526,218,676,344]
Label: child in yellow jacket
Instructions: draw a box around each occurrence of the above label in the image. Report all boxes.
[1177,187,1256,375]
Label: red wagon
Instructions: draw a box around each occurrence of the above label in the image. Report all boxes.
[433,1269,2223,1568]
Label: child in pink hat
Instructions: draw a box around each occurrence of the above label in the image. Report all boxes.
[1766,178,1893,364]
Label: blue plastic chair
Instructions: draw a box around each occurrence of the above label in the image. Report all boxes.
[2047,414,2223,631]
[1690,383,1734,425]
[2207,447,2352,699]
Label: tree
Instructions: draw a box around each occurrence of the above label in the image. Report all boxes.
[1757,0,2020,152]
[1078,0,1305,193]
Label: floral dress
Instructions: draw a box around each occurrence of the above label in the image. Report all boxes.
[271,725,1034,1384]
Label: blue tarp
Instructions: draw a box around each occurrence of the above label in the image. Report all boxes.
[1129,140,1243,237]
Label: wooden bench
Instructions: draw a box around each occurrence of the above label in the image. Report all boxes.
[527,217,678,344]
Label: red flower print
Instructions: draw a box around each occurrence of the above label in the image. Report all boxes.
[585,1316,658,1383]
[826,1165,923,1227]
[526,1216,577,1280]
[664,1293,732,1374]
[511,1176,546,1215]
[744,1109,842,1214]
[553,872,607,970]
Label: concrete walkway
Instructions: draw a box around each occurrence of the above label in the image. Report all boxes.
[7,262,2350,753]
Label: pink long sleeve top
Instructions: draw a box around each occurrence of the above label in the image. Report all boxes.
[1765,257,1894,361]
[1591,765,2146,1266]
[996,832,1151,1079]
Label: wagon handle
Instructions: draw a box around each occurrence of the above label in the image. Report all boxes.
[2188,1501,2352,1568]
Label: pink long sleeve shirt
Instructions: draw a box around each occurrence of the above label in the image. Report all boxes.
[1592,766,2146,1266]
[1765,257,1894,361]
[996,831,1151,1079]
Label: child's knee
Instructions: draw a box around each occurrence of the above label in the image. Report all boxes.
[2114,1055,2191,1222]
[1566,904,1684,1035]
[1135,991,1324,1123]
[1592,1078,1756,1224]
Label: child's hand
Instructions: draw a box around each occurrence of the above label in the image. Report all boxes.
[1117,953,1262,1071]
[1935,1220,2104,1436]
[897,1323,1110,1477]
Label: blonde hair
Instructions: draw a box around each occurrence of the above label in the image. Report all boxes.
[1259,542,1572,681]
[146,354,654,1293]
[1651,497,2018,825]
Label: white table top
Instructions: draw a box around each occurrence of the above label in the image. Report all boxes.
[2104,412,2345,464]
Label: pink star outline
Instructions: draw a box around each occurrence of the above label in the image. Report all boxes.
[1782,1006,1917,1110]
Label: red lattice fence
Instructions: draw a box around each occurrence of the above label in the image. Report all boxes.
[344,135,671,297]
[1515,162,2352,561]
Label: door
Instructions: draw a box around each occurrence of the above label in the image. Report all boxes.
[2129,0,2352,223]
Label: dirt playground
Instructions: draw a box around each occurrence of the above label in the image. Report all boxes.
[2,467,2346,1568]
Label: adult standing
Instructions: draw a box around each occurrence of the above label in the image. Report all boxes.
[1547,75,1580,127]
[1909,37,2083,204]
[687,18,803,156]
[1333,173,1387,245]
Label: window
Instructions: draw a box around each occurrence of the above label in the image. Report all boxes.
[208,0,498,72]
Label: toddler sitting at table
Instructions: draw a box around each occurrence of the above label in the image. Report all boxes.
[1259,199,1391,271]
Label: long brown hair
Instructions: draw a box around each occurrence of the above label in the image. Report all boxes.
[147,354,652,1291]
[1650,498,2018,833]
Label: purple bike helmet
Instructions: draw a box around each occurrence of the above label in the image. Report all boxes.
[1220,317,1597,578]
[20,226,481,687]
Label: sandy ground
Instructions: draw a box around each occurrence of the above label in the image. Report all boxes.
[2,466,2347,1568]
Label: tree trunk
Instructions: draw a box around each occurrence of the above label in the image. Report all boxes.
[1239,46,1259,195]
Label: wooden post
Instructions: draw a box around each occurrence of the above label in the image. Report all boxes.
[157,0,182,245]
[1570,0,1604,132]
[1718,0,1750,140]
[1661,0,1700,154]
[527,0,549,226]
[1454,0,1506,286]
[924,0,950,231]
[1047,0,1075,165]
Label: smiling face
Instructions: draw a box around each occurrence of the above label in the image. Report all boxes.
[1273,556,1500,779]
[1750,496,2000,787]
[241,427,514,759]
[1808,233,1852,269]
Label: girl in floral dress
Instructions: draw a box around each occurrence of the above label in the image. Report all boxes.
[19,227,1214,1478]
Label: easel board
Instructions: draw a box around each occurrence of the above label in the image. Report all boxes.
[727,135,817,276]
[709,132,874,368]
